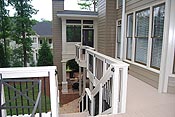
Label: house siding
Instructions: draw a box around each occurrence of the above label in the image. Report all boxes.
[52,0,64,83]
[97,0,117,58]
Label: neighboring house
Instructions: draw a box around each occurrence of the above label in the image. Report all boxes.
[32,21,53,65]
[52,0,175,94]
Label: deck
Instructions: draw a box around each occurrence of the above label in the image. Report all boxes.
[99,75,175,117]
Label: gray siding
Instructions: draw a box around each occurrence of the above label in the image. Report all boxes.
[129,64,159,89]
[168,76,175,93]
[52,1,64,83]
[97,0,117,58]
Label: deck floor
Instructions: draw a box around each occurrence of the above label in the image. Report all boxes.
[100,75,175,117]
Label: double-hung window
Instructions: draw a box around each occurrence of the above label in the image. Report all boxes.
[126,14,133,60]
[151,4,165,69]
[117,20,122,58]
[135,9,150,64]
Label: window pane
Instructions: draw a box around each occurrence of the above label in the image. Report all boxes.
[66,25,81,42]
[135,38,148,64]
[126,38,132,60]
[135,9,150,37]
[66,20,81,24]
[83,20,93,24]
[127,14,133,37]
[152,4,165,37]
[151,4,165,69]
[151,38,163,68]
[118,0,123,8]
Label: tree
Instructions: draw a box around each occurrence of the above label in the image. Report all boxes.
[37,40,53,66]
[0,0,11,67]
[11,0,38,67]
[78,0,98,11]
[0,43,6,68]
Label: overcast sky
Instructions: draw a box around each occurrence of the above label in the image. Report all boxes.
[32,0,81,21]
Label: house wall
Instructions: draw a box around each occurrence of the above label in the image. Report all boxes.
[52,0,64,83]
[97,0,117,58]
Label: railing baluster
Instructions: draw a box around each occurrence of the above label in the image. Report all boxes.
[44,77,47,112]
[25,81,30,114]
[13,82,18,115]
[19,82,24,115]
[7,82,12,116]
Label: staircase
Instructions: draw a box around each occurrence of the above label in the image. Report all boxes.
[75,45,129,116]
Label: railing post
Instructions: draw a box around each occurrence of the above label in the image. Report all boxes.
[79,66,82,96]
[1,84,7,117]
[120,66,128,113]
[99,83,103,114]
[49,70,59,117]
[111,66,120,114]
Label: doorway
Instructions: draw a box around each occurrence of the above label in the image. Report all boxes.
[83,29,94,47]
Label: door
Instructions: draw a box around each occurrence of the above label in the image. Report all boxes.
[83,29,94,47]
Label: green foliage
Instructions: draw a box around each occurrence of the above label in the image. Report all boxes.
[78,2,92,10]
[11,46,24,67]
[66,59,79,72]
[10,0,38,67]
[78,0,98,11]
[37,40,53,66]
[0,43,6,68]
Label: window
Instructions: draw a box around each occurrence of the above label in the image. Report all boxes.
[117,0,123,9]
[33,37,37,43]
[66,20,81,24]
[39,39,42,45]
[83,20,93,24]
[126,14,133,60]
[49,39,52,44]
[135,9,150,64]
[151,4,165,69]
[117,20,122,58]
[66,25,81,42]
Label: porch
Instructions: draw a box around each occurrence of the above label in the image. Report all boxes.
[59,74,175,117]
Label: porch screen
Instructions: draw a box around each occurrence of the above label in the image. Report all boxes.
[66,25,81,42]
[135,9,150,64]
[126,14,133,60]
[151,4,165,69]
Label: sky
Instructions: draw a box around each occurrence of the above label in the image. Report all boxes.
[32,0,81,21]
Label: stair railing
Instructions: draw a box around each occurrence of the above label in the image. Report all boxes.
[78,47,129,116]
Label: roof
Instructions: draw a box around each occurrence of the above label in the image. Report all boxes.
[57,10,98,18]
[32,21,52,36]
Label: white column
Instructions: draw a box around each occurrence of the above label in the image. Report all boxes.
[159,0,175,93]
[49,70,59,117]
[62,62,68,93]
[79,66,82,96]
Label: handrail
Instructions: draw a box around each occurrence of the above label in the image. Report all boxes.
[75,44,129,116]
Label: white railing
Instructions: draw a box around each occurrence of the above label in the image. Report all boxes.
[0,66,59,117]
[75,44,95,67]
[77,46,129,116]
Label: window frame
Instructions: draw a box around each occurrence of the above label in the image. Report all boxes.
[124,2,166,71]
[150,3,165,70]
[134,8,150,65]
[116,19,122,59]
[126,13,133,60]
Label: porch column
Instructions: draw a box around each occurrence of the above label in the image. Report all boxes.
[83,67,86,94]
[62,62,68,93]
[79,66,82,96]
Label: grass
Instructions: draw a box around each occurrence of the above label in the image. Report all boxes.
[3,80,51,115]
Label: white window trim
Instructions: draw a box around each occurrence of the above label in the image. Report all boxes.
[124,1,166,73]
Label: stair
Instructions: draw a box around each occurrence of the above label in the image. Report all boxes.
[60,112,89,117]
